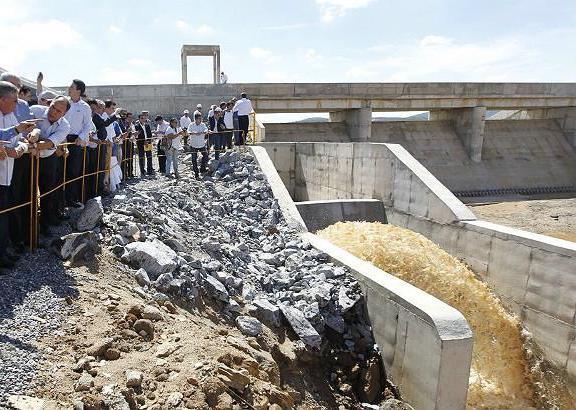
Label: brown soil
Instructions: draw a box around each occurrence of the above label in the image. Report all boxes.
[31,250,359,409]
[470,198,576,243]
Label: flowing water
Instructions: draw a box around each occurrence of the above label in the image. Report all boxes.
[318,221,575,409]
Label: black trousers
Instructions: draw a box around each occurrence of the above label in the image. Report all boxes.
[237,115,249,145]
[85,147,98,200]
[157,142,166,173]
[66,145,85,203]
[137,141,153,175]
[190,147,208,175]
[96,145,107,196]
[0,185,10,256]
[9,156,31,246]
[122,141,135,178]
[38,155,59,227]
[55,155,65,213]
[225,130,233,149]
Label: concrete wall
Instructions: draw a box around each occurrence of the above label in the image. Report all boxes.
[63,82,576,113]
[307,233,472,410]
[262,141,576,381]
[250,146,473,409]
[262,142,475,224]
[296,199,387,233]
[264,119,576,194]
[386,209,576,380]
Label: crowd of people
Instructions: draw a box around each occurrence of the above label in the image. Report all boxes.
[0,71,254,273]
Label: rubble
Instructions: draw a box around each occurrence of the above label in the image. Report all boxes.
[76,197,104,231]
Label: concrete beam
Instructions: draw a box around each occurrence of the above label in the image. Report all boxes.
[430,107,486,162]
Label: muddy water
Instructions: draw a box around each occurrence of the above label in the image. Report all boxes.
[318,221,574,409]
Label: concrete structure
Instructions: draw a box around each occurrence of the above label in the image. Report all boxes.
[180,45,220,85]
[250,146,473,409]
[262,140,576,384]
[263,120,576,197]
[296,199,387,232]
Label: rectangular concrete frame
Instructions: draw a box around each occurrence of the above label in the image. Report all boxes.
[261,141,576,381]
[250,146,474,410]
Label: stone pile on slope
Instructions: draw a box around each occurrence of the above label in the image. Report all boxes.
[102,151,371,356]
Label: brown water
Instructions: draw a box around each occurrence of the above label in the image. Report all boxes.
[318,221,574,409]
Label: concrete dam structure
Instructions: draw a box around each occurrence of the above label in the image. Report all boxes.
[80,80,576,408]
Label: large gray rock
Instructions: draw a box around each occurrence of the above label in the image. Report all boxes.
[76,197,104,231]
[202,274,229,302]
[53,231,99,261]
[235,315,263,336]
[124,239,178,279]
[279,305,322,349]
[253,298,282,327]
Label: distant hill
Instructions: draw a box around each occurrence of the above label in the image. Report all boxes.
[296,117,329,123]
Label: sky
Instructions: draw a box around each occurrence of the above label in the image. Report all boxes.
[1,0,575,89]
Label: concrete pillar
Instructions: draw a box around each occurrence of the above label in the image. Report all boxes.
[557,108,576,148]
[430,107,486,162]
[329,108,372,141]
[181,54,187,85]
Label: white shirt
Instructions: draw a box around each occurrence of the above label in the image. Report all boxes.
[155,120,169,136]
[187,122,208,148]
[233,98,253,116]
[180,115,192,129]
[193,110,202,119]
[208,109,214,119]
[223,110,234,129]
[220,73,228,83]
[34,107,71,158]
[30,104,48,119]
[0,111,22,186]
[165,126,183,150]
[65,98,92,145]
[103,113,116,142]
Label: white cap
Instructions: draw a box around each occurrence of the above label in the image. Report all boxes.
[196,103,202,108]
[214,107,223,112]
[183,109,189,114]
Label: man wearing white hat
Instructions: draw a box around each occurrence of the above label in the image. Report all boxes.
[179,109,192,150]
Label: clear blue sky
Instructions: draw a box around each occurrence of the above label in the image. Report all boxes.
[2,0,575,88]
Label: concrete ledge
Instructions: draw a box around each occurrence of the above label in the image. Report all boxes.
[306,233,473,410]
[249,146,307,232]
[296,199,387,233]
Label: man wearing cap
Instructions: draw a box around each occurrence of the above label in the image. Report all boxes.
[193,103,203,119]
[180,110,192,150]
[64,79,92,206]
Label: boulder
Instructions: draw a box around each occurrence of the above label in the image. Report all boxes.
[217,363,250,392]
[125,370,143,388]
[124,239,178,279]
[53,231,99,261]
[235,315,263,337]
[134,268,150,287]
[252,298,282,327]
[202,275,229,302]
[76,197,104,231]
[279,305,322,349]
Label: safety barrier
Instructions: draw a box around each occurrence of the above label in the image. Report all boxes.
[0,117,257,253]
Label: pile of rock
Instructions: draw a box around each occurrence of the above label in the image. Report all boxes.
[57,150,396,406]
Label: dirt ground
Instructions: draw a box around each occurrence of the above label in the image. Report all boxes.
[30,250,360,409]
[470,198,576,242]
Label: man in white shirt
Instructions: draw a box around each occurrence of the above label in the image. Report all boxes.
[28,97,71,233]
[233,93,253,145]
[0,81,29,269]
[187,112,209,179]
[223,101,234,149]
[220,72,228,84]
[155,115,169,174]
[193,103,203,119]
[164,118,184,178]
[179,110,192,151]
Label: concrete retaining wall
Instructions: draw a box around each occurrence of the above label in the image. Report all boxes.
[262,142,475,224]
[262,140,576,381]
[250,146,474,409]
[296,199,387,233]
[387,209,576,377]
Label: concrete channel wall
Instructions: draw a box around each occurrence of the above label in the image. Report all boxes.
[250,146,473,409]
[261,141,576,381]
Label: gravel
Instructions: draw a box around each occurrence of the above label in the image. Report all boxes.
[0,248,78,405]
